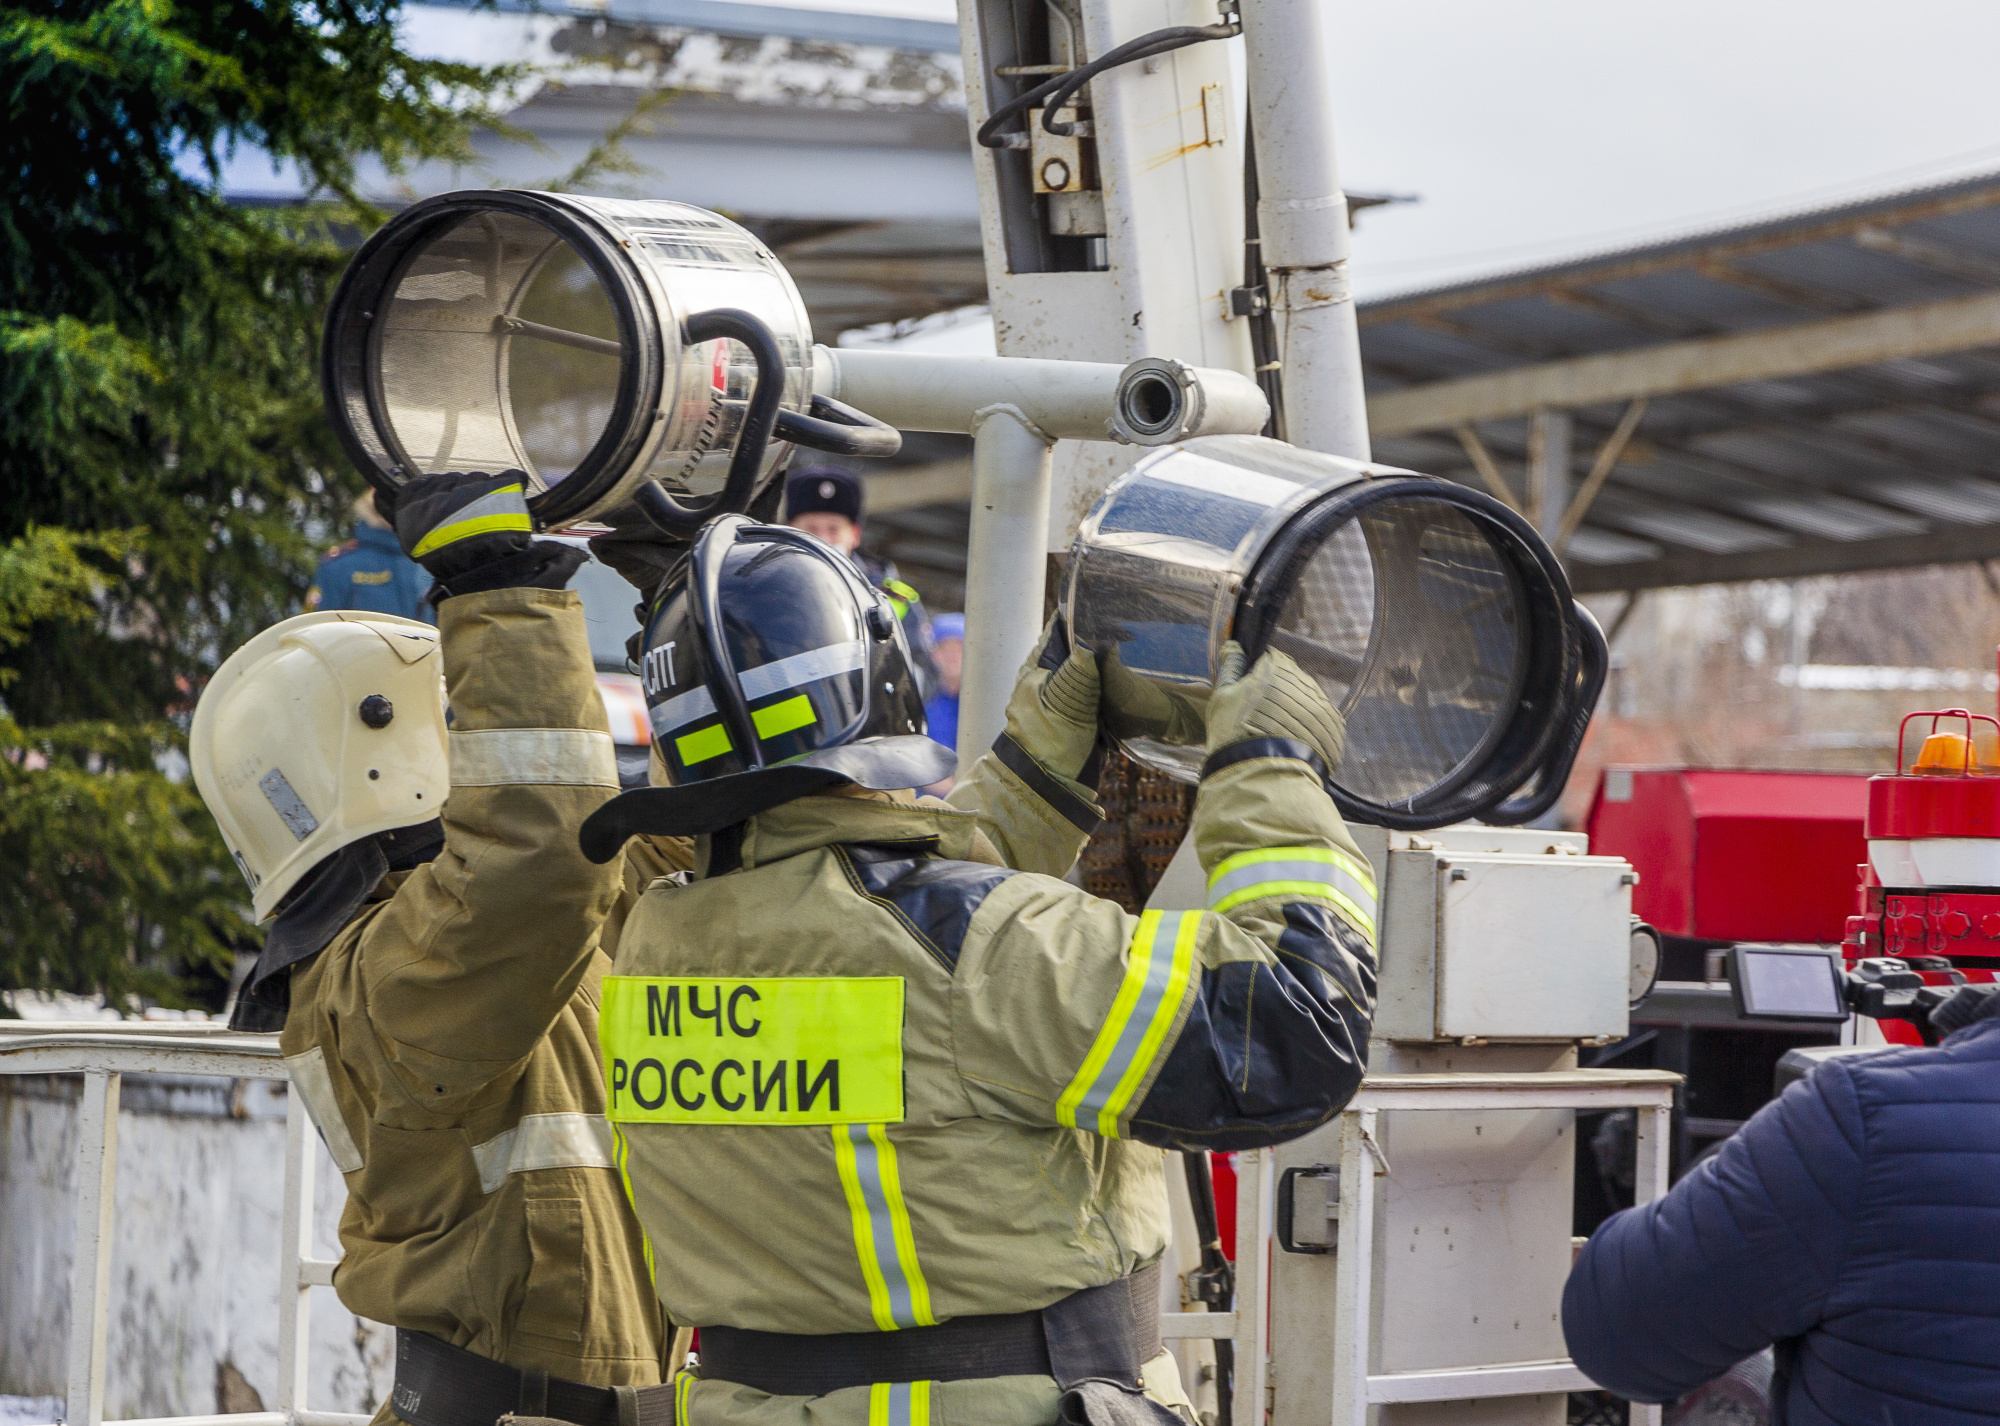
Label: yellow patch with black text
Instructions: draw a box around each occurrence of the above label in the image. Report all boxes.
[601,977,904,1125]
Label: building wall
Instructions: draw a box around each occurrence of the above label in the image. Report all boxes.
[0,1074,392,1420]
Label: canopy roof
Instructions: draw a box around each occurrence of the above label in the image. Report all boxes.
[1358,169,2000,593]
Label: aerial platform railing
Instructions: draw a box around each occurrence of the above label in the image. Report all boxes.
[1333,1070,1676,1423]
[1,1026,1673,1426]
[1216,1068,1679,1426]
[0,1022,362,1426]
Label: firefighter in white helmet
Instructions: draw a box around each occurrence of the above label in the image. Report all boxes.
[192,472,677,1426]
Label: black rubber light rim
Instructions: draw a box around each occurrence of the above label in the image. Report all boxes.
[1234,477,1580,830]
[321,190,663,530]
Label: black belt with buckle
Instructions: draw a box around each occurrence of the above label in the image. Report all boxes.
[696,1262,1164,1397]
[391,1329,636,1426]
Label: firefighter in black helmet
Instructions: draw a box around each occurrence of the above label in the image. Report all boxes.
[579,515,1376,1426]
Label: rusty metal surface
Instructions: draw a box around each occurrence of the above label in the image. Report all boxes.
[1081,748,1194,913]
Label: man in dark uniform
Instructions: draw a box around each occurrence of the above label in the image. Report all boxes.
[784,467,936,698]
[309,491,434,622]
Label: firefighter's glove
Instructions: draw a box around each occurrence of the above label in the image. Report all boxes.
[991,617,1102,781]
[1204,641,1345,773]
[1928,982,2000,1037]
[389,471,585,603]
[588,501,693,607]
[1099,644,1207,747]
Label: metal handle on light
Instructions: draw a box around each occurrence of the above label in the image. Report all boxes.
[1484,602,1608,826]
[775,394,903,459]
[636,309,788,535]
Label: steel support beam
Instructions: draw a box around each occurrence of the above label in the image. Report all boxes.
[1571,521,2000,593]
[1526,411,1571,543]
[1367,289,2000,438]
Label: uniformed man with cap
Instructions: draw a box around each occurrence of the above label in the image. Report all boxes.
[784,466,938,699]
[580,514,1377,1426]
[192,472,680,1426]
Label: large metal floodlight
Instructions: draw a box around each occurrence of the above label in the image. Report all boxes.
[1065,436,1606,829]
[322,190,819,529]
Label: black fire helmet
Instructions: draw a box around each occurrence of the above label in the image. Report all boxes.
[578,515,953,861]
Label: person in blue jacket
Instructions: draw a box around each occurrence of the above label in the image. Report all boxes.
[307,492,434,622]
[1562,984,2000,1425]
[924,610,964,755]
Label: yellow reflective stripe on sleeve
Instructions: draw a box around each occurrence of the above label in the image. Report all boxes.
[1207,846,1377,943]
[675,723,733,765]
[1055,910,1202,1138]
[833,1123,935,1329]
[607,1122,657,1283]
[408,484,533,558]
[868,1381,932,1426]
[752,693,817,740]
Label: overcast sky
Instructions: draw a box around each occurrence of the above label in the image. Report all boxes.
[716,0,2000,301]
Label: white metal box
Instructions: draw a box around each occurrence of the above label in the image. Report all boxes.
[1355,827,1635,1043]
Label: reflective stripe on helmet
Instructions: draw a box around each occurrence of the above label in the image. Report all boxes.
[651,684,718,740]
[739,640,868,701]
[675,723,733,765]
[1055,910,1202,1138]
[752,694,817,739]
[650,641,866,740]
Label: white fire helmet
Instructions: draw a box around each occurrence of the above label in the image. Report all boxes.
[190,611,449,922]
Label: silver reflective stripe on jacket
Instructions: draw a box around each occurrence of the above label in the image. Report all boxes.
[450,728,620,788]
[472,1112,617,1194]
[285,1046,364,1173]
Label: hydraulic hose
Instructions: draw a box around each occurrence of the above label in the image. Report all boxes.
[975,17,1241,150]
[1241,125,1285,441]
[636,308,787,535]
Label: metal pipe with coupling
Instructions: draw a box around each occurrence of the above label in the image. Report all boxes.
[812,347,1268,445]
[811,345,1268,773]
[1239,0,1371,462]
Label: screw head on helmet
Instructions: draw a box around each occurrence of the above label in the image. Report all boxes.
[578,517,955,859]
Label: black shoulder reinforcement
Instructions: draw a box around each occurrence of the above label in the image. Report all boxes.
[992,732,1102,834]
[842,844,1017,970]
[1200,737,1329,785]
[1126,901,1375,1151]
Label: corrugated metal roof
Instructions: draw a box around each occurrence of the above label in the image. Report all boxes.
[1358,168,2000,592]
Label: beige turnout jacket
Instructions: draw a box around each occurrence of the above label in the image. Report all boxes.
[280,587,682,1409]
[603,705,1375,1426]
